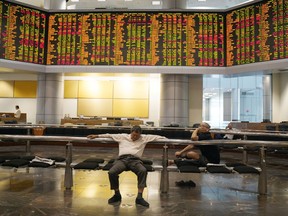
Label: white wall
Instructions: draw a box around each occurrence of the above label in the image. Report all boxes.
[0,98,37,124]
[147,74,161,126]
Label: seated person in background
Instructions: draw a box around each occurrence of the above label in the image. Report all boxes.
[223,123,234,140]
[223,122,242,140]
[87,125,167,207]
[169,122,220,167]
[14,105,21,118]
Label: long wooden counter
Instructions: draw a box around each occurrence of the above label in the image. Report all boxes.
[0,112,27,123]
[230,122,288,131]
[60,118,144,126]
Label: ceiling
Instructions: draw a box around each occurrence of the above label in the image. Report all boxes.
[15,0,262,11]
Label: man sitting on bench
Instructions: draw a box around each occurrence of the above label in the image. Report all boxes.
[169,122,220,168]
[87,125,167,207]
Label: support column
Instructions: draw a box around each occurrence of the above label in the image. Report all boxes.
[263,75,272,121]
[36,73,64,124]
[160,74,189,127]
[231,88,240,121]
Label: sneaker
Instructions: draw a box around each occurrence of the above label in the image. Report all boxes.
[135,198,150,207]
[108,194,121,204]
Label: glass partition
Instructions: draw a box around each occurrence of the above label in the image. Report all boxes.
[203,74,271,128]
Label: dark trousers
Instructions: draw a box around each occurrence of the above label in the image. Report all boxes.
[108,155,148,190]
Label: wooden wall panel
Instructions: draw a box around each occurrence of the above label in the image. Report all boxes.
[78,99,113,117]
[113,99,148,118]
[64,80,79,98]
[14,81,37,98]
[78,80,113,98]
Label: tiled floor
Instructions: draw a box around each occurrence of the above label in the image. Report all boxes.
[0,145,288,216]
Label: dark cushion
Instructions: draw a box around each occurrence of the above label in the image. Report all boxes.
[175,159,203,167]
[28,162,53,168]
[233,166,260,174]
[274,149,288,154]
[83,158,105,163]
[0,155,20,161]
[102,162,154,171]
[21,156,36,161]
[206,166,231,173]
[178,165,201,173]
[73,162,99,170]
[0,159,5,164]
[46,156,66,162]
[225,162,246,167]
[1,159,30,167]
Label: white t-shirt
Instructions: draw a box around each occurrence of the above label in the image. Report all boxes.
[14,109,21,118]
[98,133,167,158]
[223,128,239,140]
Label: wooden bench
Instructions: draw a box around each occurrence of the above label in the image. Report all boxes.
[0,135,285,196]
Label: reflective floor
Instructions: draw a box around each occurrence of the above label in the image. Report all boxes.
[0,145,288,216]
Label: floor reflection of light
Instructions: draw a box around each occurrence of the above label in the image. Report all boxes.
[82,185,98,198]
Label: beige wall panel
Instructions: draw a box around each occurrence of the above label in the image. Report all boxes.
[78,99,113,117]
[114,80,149,99]
[113,99,148,117]
[0,81,14,97]
[14,81,37,98]
[64,80,79,98]
[78,80,113,98]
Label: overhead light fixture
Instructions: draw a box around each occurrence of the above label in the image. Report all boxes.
[70,0,79,2]
[236,0,254,6]
[198,0,206,1]
[152,1,161,5]
[67,4,76,9]
[97,0,106,2]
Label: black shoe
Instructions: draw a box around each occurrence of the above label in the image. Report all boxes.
[187,180,196,187]
[108,194,122,204]
[175,180,185,187]
[175,180,196,187]
[135,198,150,207]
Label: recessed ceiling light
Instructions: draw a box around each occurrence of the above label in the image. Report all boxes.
[198,0,206,2]
[70,0,79,2]
[97,0,106,2]
[152,1,161,5]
